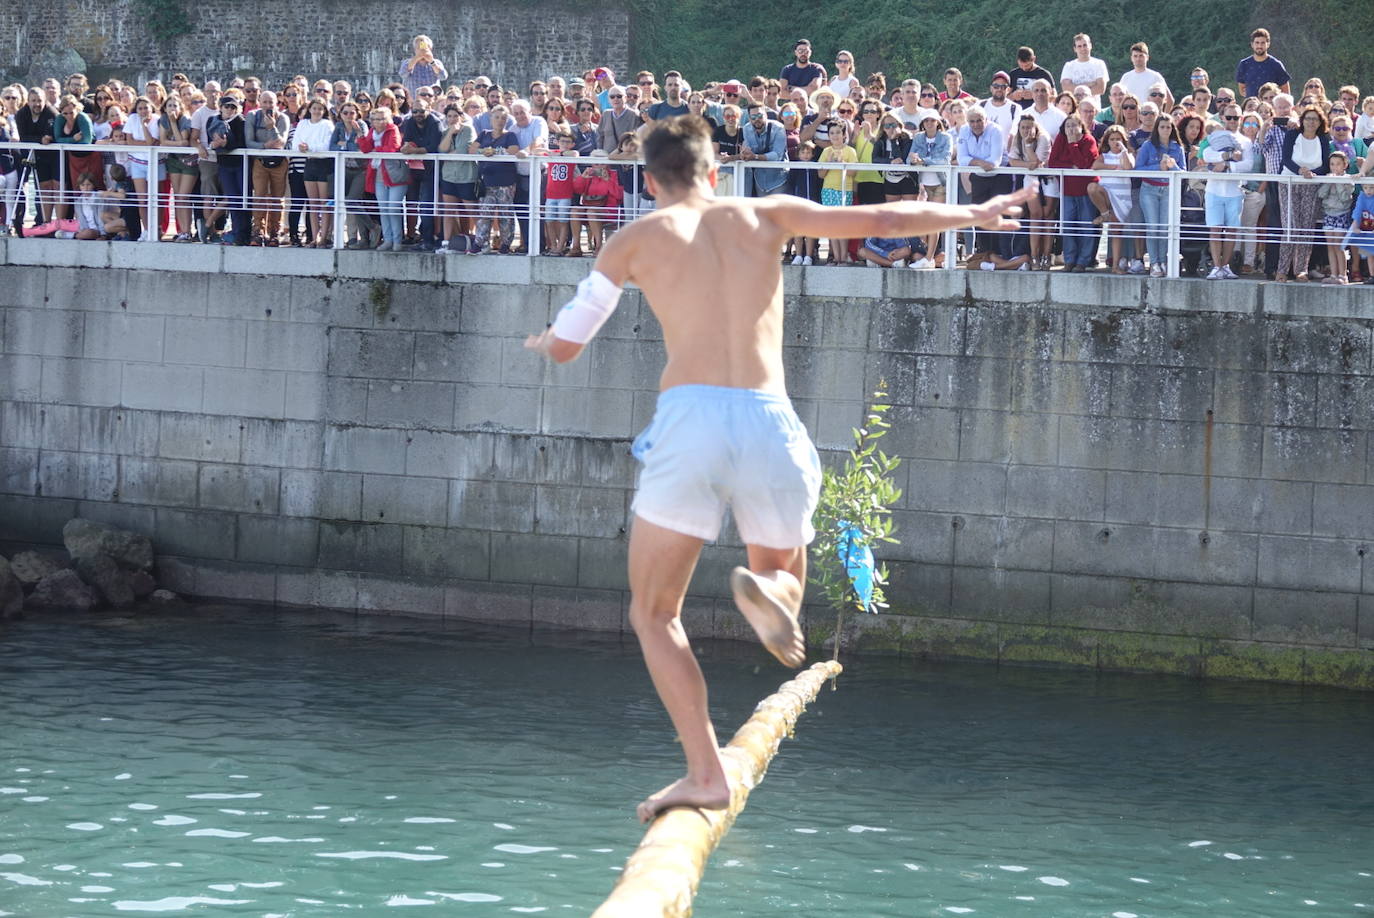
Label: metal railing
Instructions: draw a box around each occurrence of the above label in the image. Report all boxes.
[1,139,1367,280]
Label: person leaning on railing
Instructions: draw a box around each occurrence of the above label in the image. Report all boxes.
[1134,114,1185,275]
[16,87,60,227]
[245,90,290,246]
[436,103,476,253]
[1275,104,1333,282]
[357,105,405,251]
[53,94,97,222]
[1049,114,1100,272]
[469,105,519,255]
[332,100,376,249]
[206,95,250,245]
[0,118,17,234]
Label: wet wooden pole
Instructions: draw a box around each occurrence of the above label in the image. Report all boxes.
[591,660,842,918]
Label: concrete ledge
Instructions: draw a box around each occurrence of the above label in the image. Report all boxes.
[802,264,883,298]
[1263,279,1374,320]
[882,267,965,301]
[1049,272,1144,310]
[111,241,222,274]
[224,245,335,277]
[336,249,444,283]
[7,237,110,269]
[1147,276,1262,313]
[968,268,1047,304]
[447,254,533,285]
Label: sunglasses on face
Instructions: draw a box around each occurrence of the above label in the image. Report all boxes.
[920,92,936,98]
[1150,92,1165,98]
[639,81,653,86]
[609,94,623,99]
[991,83,1009,89]
[1122,105,1138,110]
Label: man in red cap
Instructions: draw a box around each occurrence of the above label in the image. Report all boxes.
[594,67,616,112]
[984,70,1018,141]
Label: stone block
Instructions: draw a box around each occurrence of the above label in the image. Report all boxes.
[534,485,627,539]
[37,450,116,501]
[531,585,624,633]
[322,377,369,424]
[292,276,373,327]
[40,357,122,407]
[1108,366,1214,422]
[531,256,594,287]
[111,240,220,277]
[121,363,205,412]
[225,247,335,279]
[500,334,592,387]
[77,407,158,457]
[405,430,494,479]
[1266,319,1371,375]
[1145,275,1261,313]
[0,447,37,495]
[820,298,874,350]
[459,283,551,335]
[874,509,955,566]
[579,438,637,487]
[1059,415,1263,478]
[1256,535,1362,592]
[488,433,585,485]
[73,501,157,543]
[1052,520,1156,578]
[27,403,79,450]
[354,574,447,617]
[1302,647,1374,690]
[1252,588,1358,646]
[338,250,444,284]
[1311,483,1374,541]
[1096,631,1204,677]
[779,295,826,348]
[953,515,1055,571]
[370,281,462,332]
[949,567,1052,624]
[276,569,359,611]
[6,237,109,270]
[327,328,416,379]
[203,368,287,418]
[899,615,1000,661]
[539,387,635,439]
[400,526,490,580]
[240,418,324,469]
[998,623,1098,668]
[1263,280,1374,320]
[245,321,328,372]
[1011,360,1114,417]
[1262,427,1365,484]
[443,254,532,286]
[866,353,1010,412]
[365,379,455,429]
[879,405,960,461]
[881,267,966,303]
[164,317,247,368]
[0,264,50,308]
[884,560,952,616]
[154,507,237,560]
[868,300,963,355]
[802,264,882,298]
[1152,528,1257,587]
[1007,466,1105,521]
[957,409,1058,466]
[967,268,1047,305]
[124,268,208,317]
[317,520,405,573]
[0,493,76,543]
[587,338,669,391]
[444,579,534,626]
[454,383,542,432]
[576,536,629,591]
[1208,477,1312,536]
[236,516,319,567]
[194,560,279,604]
[411,332,504,384]
[323,425,407,474]
[360,474,449,526]
[81,313,165,363]
[158,413,242,463]
[489,532,579,586]
[812,401,867,451]
[1316,374,1374,431]
[1201,639,1307,684]
[0,355,42,401]
[904,458,1006,515]
[4,307,85,357]
[1049,272,1144,309]
[119,457,199,507]
[198,464,280,514]
[1104,471,1208,529]
[0,402,41,449]
[284,372,327,421]
[40,268,90,313]
[1065,309,1266,371]
[280,469,362,520]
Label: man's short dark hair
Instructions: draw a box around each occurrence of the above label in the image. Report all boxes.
[664,70,683,81]
[1251,28,1270,41]
[643,115,713,191]
[1017,47,1035,62]
[795,38,811,48]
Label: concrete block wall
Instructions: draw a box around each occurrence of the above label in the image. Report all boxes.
[2,236,1373,688]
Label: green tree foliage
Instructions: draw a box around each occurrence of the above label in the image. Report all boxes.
[626,1,1370,102]
[808,384,901,618]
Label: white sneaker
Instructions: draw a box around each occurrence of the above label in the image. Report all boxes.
[979,261,996,271]
[910,257,931,270]
[791,254,804,266]
[1207,266,1224,280]
[866,260,878,267]
[891,259,906,268]
[1017,262,1031,271]
[801,255,813,266]
[1118,258,1129,272]
[1129,259,1146,275]
[1150,264,1165,277]
[1222,264,1238,279]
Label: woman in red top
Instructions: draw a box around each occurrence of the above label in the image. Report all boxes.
[1048,115,1101,271]
[570,161,622,257]
[356,106,406,250]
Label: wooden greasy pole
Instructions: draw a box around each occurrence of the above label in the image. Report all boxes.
[591,660,843,918]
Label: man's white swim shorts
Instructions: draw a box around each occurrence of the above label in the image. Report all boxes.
[630,385,822,548]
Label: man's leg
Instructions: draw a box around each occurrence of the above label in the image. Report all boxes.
[730,543,806,669]
[627,515,730,824]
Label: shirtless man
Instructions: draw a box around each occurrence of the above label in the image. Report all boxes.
[526,116,1032,823]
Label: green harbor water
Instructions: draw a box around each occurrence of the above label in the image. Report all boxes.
[1,605,1372,916]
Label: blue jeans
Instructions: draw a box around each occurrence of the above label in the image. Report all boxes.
[377,181,407,243]
[1138,182,1170,267]
[406,163,436,244]
[216,164,250,242]
[1060,194,1096,266]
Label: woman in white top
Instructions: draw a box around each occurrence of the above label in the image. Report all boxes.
[828,50,861,101]
[1007,112,1053,268]
[123,96,159,239]
[1276,105,1333,281]
[294,98,336,246]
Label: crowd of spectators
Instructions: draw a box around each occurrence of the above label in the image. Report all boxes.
[1,30,1373,281]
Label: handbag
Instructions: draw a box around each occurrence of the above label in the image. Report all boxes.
[383,157,410,184]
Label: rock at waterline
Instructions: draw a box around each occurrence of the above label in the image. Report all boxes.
[74,553,136,609]
[148,589,180,604]
[8,550,66,588]
[0,558,23,619]
[63,519,154,571]
[28,570,100,612]
[130,570,157,598]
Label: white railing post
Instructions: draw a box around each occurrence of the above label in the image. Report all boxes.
[1165,169,1182,279]
[527,160,542,258]
[943,165,958,270]
[57,148,66,224]
[146,145,159,241]
[333,151,347,249]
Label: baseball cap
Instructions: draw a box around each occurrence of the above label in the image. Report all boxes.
[722,81,744,94]
[993,71,1011,84]
[594,67,611,80]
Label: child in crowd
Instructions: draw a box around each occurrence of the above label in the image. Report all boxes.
[101,163,133,239]
[789,141,822,265]
[1318,151,1355,284]
[817,118,857,264]
[858,235,923,268]
[609,133,644,221]
[1094,125,1136,273]
[1356,97,1374,146]
[542,129,577,255]
[1341,181,1374,284]
[72,173,104,239]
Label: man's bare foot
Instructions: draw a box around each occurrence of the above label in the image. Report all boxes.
[636,773,731,824]
[730,567,806,668]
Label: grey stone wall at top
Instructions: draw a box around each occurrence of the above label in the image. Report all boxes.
[1,1,630,93]
[2,236,1374,688]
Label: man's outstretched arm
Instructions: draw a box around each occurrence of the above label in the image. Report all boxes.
[525,229,633,363]
[763,182,1037,243]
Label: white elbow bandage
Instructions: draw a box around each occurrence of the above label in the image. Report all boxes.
[550,270,623,344]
